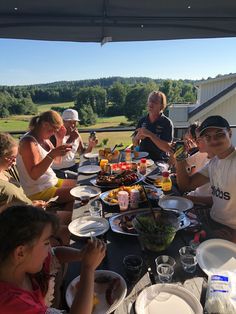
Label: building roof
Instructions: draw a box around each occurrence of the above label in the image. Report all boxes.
[196,73,236,86]
[0,0,236,43]
[189,82,236,118]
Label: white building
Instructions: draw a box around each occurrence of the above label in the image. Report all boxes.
[169,73,236,145]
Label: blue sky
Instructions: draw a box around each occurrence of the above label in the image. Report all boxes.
[0,37,236,86]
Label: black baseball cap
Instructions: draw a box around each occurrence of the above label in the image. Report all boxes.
[198,115,230,136]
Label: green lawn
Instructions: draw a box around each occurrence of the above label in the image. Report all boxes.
[37,101,74,113]
[0,102,133,147]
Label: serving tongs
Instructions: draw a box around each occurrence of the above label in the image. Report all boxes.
[134,186,161,232]
[111,144,118,153]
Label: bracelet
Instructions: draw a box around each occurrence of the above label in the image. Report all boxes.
[46,154,54,161]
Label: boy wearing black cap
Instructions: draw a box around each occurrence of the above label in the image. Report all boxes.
[175,115,236,240]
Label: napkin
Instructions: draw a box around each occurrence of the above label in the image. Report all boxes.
[79,220,104,234]
[219,257,236,271]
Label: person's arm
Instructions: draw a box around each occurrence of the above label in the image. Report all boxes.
[184,195,213,206]
[132,131,140,146]
[77,133,96,155]
[52,246,84,263]
[176,159,209,193]
[18,138,72,180]
[136,127,173,153]
[84,136,98,154]
[0,179,32,206]
[70,239,106,314]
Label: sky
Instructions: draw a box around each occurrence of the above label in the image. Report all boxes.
[0,37,236,86]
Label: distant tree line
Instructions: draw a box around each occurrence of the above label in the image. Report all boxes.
[0,77,197,124]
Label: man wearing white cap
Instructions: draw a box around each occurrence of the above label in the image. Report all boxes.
[52,109,97,178]
[175,115,236,241]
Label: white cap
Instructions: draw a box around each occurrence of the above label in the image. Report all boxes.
[62,109,80,121]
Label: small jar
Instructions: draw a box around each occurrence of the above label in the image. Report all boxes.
[139,158,147,175]
[104,163,111,175]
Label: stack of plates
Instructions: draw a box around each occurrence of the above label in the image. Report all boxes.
[135,284,203,314]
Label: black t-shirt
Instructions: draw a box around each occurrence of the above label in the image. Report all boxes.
[136,113,173,161]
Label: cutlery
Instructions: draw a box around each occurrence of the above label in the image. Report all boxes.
[47,196,59,204]
[111,144,118,153]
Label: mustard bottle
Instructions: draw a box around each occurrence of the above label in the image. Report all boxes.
[161,171,172,192]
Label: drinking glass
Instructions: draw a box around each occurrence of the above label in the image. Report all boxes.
[118,191,129,211]
[156,263,174,283]
[155,255,176,269]
[89,200,102,217]
[123,255,143,282]
[179,246,197,273]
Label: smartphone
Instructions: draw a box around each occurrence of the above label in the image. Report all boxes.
[174,140,186,160]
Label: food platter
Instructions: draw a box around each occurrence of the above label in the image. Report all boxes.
[135,284,202,314]
[143,174,163,187]
[66,270,127,314]
[68,216,109,237]
[109,208,190,236]
[70,185,101,199]
[90,171,144,189]
[100,185,163,206]
[196,239,236,276]
[159,196,193,212]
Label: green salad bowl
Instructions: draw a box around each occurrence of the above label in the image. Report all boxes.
[132,210,179,252]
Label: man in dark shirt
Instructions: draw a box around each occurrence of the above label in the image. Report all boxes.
[133,91,173,161]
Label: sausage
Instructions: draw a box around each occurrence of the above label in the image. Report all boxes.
[105,278,121,305]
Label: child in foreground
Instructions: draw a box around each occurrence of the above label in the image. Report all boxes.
[0,205,106,314]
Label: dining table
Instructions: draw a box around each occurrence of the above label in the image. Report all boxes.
[64,155,208,313]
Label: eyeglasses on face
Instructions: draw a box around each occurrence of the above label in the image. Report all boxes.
[4,155,17,162]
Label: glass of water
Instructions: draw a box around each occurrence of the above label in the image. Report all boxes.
[156,263,174,283]
[89,200,102,217]
[179,246,197,273]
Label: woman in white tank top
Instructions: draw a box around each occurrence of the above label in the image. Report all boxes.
[17,110,76,223]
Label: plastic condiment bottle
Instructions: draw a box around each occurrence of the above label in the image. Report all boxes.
[125,148,132,162]
[161,171,172,192]
[100,159,108,171]
[139,158,147,175]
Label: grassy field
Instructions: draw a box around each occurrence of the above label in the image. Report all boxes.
[37,101,74,113]
[0,102,133,147]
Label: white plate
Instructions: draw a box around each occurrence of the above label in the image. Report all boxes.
[131,151,149,159]
[135,284,203,314]
[196,239,236,276]
[159,196,193,212]
[78,165,101,174]
[66,270,127,313]
[68,216,109,237]
[70,185,101,198]
[84,152,99,159]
